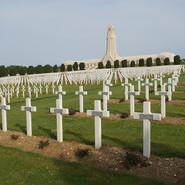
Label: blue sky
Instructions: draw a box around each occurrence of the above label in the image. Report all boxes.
[0,0,185,66]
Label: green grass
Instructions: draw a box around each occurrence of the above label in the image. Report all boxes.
[0,145,170,185]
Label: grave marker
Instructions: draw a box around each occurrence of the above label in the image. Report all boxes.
[75,86,87,112]
[142,79,153,100]
[121,78,131,100]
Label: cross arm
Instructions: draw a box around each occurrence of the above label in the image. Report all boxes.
[21,106,37,112]
[133,112,161,121]
[0,105,10,110]
[50,108,69,114]
[87,110,109,117]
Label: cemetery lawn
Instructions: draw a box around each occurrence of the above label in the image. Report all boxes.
[0,145,170,185]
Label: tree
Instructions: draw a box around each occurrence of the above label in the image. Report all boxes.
[8,66,18,76]
[98,62,104,69]
[35,65,43,74]
[43,64,52,73]
[146,57,152,67]
[67,65,72,71]
[164,57,170,65]
[114,60,119,68]
[121,60,127,67]
[105,60,112,68]
[139,58,144,66]
[130,60,135,67]
[18,66,27,75]
[53,65,58,72]
[60,64,65,72]
[0,65,8,77]
[174,55,181,65]
[156,58,161,66]
[27,66,34,74]
[79,62,85,70]
[73,62,78,71]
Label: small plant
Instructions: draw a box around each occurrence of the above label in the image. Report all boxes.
[146,57,152,67]
[98,62,104,69]
[106,60,112,68]
[138,98,147,103]
[156,58,161,66]
[120,112,129,119]
[121,60,127,67]
[130,60,135,67]
[75,148,92,158]
[164,57,170,65]
[11,134,19,140]
[119,98,125,103]
[39,140,49,149]
[114,60,119,68]
[139,58,144,67]
[69,110,76,115]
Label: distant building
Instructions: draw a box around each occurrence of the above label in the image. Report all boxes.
[64,24,175,69]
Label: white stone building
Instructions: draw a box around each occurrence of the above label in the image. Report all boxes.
[64,24,176,70]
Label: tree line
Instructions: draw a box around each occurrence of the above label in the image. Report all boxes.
[0,55,182,77]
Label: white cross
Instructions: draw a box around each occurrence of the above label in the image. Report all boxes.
[6,89,11,103]
[56,85,66,106]
[164,78,173,101]
[16,86,19,98]
[87,100,109,149]
[21,98,37,136]
[45,85,49,94]
[171,75,176,92]
[75,86,87,112]
[121,78,131,100]
[128,85,140,116]
[152,74,160,92]
[39,84,42,94]
[159,73,165,86]
[0,97,10,132]
[142,79,153,100]
[50,99,69,142]
[155,85,168,118]
[35,88,39,98]
[105,80,113,100]
[98,84,112,111]
[136,76,143,92]
[52,84,55,94]
[28,86,32,98]
[133,101,161,158]
[22,86,25,98]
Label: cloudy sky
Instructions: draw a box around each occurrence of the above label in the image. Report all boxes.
[0,0,185,67]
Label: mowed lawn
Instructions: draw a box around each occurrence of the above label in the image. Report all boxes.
[0,72,185,158]
[0,145,169,185]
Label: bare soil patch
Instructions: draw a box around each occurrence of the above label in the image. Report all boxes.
[0,130,185,185]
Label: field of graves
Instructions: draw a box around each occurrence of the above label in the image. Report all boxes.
[0,71,185,185]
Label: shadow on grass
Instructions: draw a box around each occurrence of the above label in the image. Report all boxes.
[65,129,94,146]
[37,126,56,140]
[15,123,27,134]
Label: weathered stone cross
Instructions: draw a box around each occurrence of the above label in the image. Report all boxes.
[142,78,153,100]
[75,86,87,112]
[50,99,69,142]
[0,97,10,132]
[87,100,109,149]
[133,101,161,158]
[128,85,140,116]
[21,98,37,136]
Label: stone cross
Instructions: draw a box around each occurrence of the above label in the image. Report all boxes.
[28,86,32,98]
[98,84,112,111]
[128,85,140,116]
[22,86,25,98]
[121,78,131,100]
[142,79,153,100]
[39,84,42,94]
[45,85,49,94]
[56,85,66,106]
[6,89,11,103]
[35,88,39,98]
[133,101,161,158]
[50,99,69,142]
[16,86,19,98]
[87,100,109,149]
[33,85,36,94]
[164,78,173,101]
[21,98,36,136]
[75,86,87,112]
[155,85,168,118]
[105,80,113,100]
[171,75,176,92]
[152,74,160,92]
[136,76,143,92]
[52,84,55,94]
[159,73,165,86]
[0,97,10,132]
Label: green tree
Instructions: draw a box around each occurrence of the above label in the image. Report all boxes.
[139,58,144,66]
[67,65,72,71]
[60,64,65,72]
[43,64,52,73]
[114,60,119,68]
[27,66,34,74]
[121,60,127,67]
[105,60,112,68]
[130,60,135,67]
[146,57,152,67]
[164,57,170,65]
[156,58,161,66]
[79,62,85,70]
[98,62,104,69]
[18,66,27,75]
[35,65,43,74]
[174,55,181,65]
[53,65,58,72]
[73,62,78,71]
[0,65,8,77]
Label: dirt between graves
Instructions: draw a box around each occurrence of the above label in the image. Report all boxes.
[0,130,185,185]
